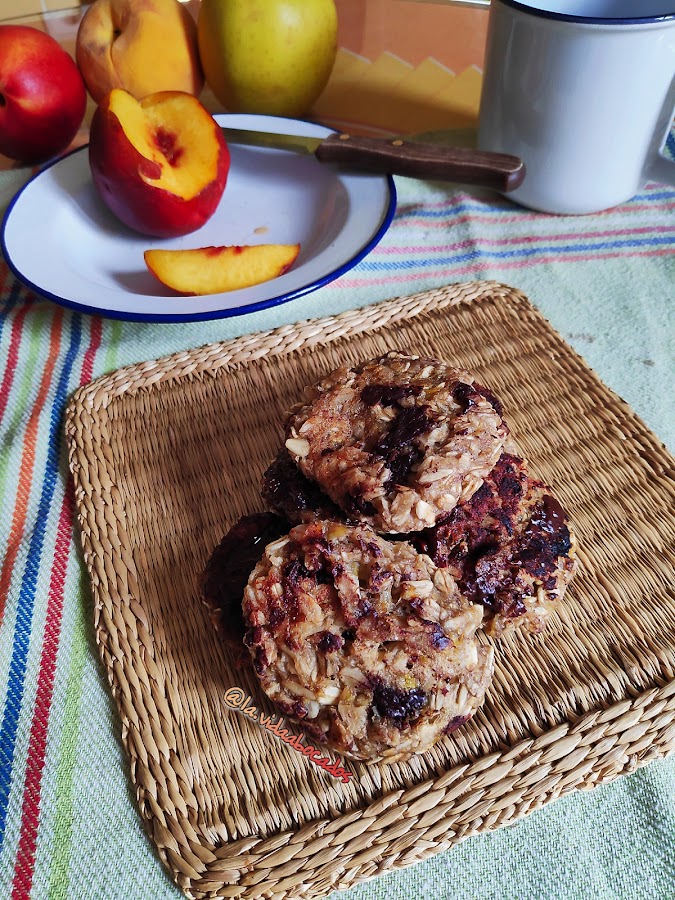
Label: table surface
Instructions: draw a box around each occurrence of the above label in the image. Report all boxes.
[0,5,674,900]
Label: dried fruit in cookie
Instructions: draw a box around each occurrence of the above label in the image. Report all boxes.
[413,453,578,637]
[283,351,510,533]
[243,520,494,763]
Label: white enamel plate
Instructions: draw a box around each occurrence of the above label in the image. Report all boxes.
[1,114,396,322]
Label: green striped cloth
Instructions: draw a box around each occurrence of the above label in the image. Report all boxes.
[0,150,673,900]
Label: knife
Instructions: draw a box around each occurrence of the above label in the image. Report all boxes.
[221,127,526,193]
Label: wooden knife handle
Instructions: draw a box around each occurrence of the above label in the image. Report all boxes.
[315,133,526,193]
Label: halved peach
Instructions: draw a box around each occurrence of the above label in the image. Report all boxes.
[144,244,301,294]
[89,88,229,237]
[76,0,203,104]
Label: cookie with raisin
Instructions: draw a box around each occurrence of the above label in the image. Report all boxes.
[413,453,578,637]
[283,351,510,533]
[202,512,289,653]
[262,448,348,525]
[243,520,494,763]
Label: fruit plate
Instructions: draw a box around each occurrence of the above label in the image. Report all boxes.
[0,113,396,322]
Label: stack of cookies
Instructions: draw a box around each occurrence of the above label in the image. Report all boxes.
[203,352,577,764]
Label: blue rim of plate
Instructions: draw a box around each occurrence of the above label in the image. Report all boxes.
[1,143,397,324]
[497,0,675,24]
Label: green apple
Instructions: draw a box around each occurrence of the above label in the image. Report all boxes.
[198,0,337,118]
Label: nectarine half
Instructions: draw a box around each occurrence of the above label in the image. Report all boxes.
[144,244,301,294]
[89,89,229,237]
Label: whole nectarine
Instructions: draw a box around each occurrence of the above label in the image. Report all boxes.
[76,0,203,104]
[89,89,229,237]
[0,25,86,164]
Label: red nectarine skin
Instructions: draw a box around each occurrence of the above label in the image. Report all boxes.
[204,245,245,256]
[88,95,230,237]
[0,25,86,163]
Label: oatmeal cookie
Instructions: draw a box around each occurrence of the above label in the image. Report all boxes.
[413,453,578,638]
[283,351,509,533]
[202,512,289,652]
[262,448,348,525]
[243,520,494,763]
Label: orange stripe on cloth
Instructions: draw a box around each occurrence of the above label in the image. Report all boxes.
[0,307,63,624]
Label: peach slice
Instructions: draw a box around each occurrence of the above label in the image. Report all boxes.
[144,244,301,294]
[89,89,229,237]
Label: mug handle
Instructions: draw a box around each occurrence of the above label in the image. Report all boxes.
[645,75,675,187]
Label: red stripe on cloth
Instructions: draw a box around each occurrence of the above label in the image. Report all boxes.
[0,303,31,426]
[390,205,675,231]
[376,225,675,254]
[10,487,75,900]
[392,192,675,218]
[10,316,102,900]
[337,247,674,289]
[0,309,63,625]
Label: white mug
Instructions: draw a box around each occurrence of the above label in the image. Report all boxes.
[477,1,675,214]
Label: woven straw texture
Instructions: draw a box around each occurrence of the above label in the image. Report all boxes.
[65,281,675,900]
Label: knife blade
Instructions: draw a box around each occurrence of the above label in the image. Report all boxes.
[220,127,526,193]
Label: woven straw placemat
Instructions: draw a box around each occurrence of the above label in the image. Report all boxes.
[65,281,675,900]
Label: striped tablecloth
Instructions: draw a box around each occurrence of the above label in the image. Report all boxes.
[0,137,674,900]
